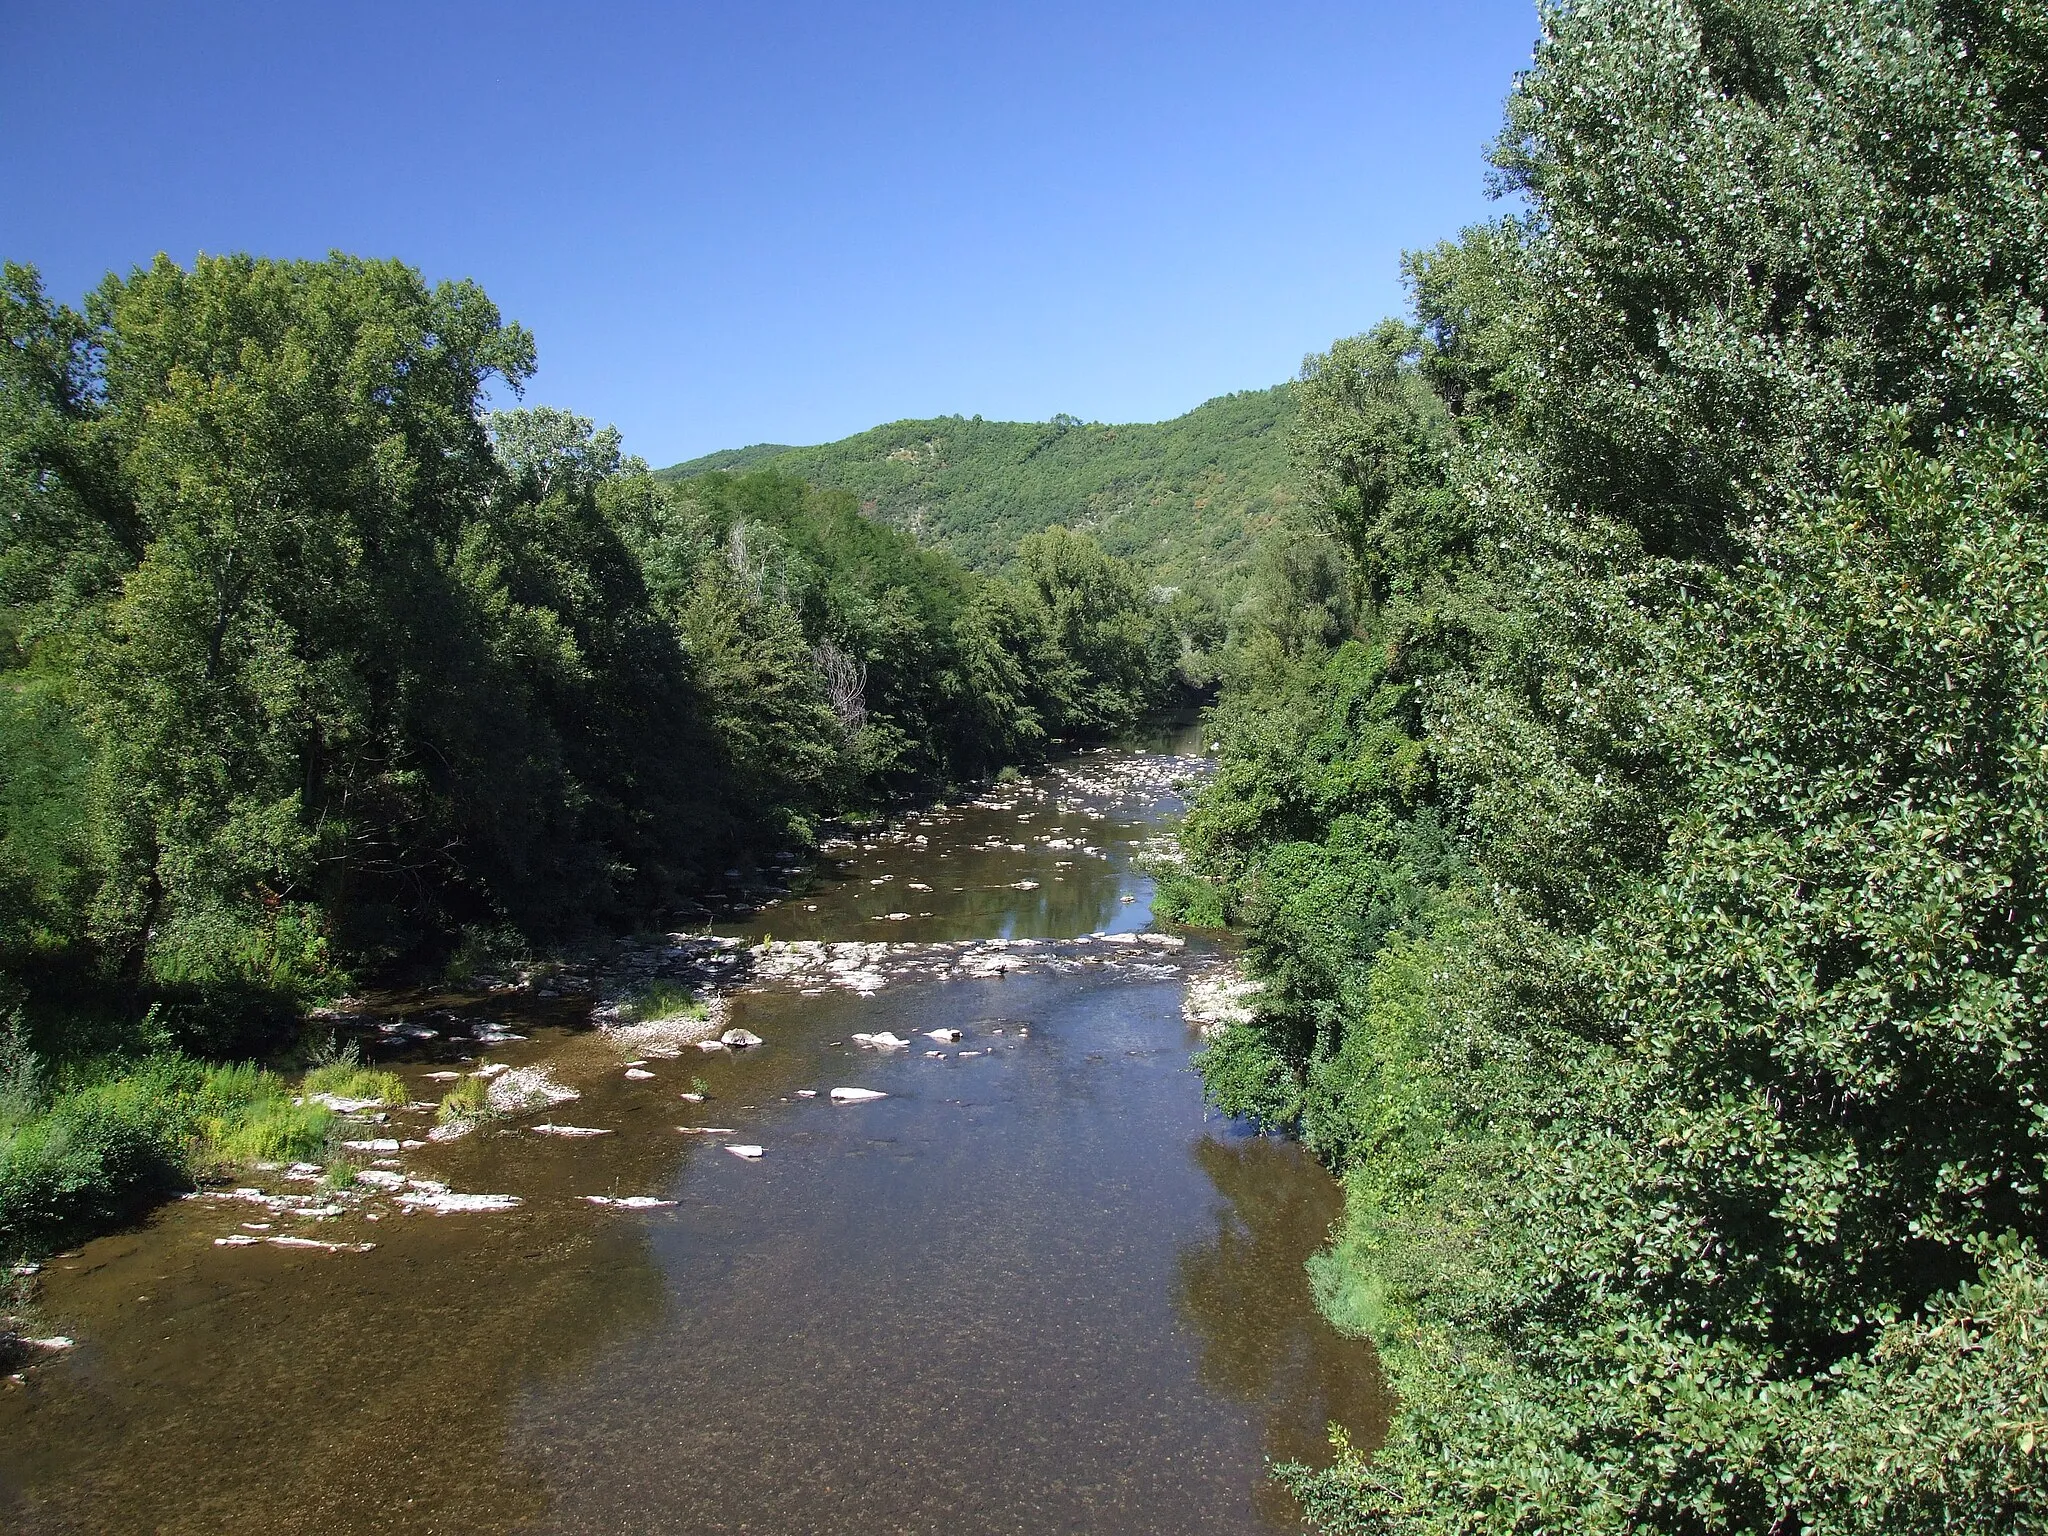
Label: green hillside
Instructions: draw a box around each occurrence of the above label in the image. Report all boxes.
[655,385,1297,591]
[659,441,796,477]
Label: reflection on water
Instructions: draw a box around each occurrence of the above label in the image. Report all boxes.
[0,736,1383,1535]
[1177,1133,1389,1521]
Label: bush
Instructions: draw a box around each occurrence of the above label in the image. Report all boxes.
[0,1055,332,1256]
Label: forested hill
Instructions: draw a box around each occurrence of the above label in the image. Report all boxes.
[655,385,1296,589]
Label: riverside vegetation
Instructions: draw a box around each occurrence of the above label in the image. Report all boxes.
[6,0,2048,1527]
[1158,0,2048,1531]
[0,254,1187,1255]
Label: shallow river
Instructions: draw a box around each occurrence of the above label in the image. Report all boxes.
[0,734,1386,1534]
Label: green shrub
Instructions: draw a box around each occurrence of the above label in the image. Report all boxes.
[0,1055,332,1256]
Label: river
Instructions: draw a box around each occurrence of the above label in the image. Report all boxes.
[0,732,1386,1534]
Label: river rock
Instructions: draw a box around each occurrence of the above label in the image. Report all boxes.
[725,1144,764,1160]
[582,1195,677,1209]
[851,1031,908,1049]
[395,1190,523,1213]
[925,1029,962,1042]
[531,1123,613,1137]
[829,1087,887,1103]
[721,1028,764,1049]
[624,1067,656,1080]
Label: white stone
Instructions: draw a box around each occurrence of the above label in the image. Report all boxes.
[829,1087,887,1103]
[724,1144,764,1160]
[720,1029,764,1049]
[396,1191,523,1213]
[925,1029,962,1043]
[582,1195,677,1209]
[624,1068,656,1080]
[531,1123,613,1137]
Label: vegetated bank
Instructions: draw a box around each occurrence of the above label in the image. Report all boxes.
[1162,1,2048,1531]
[656,384,1297,597]
[0,253,1194,1258]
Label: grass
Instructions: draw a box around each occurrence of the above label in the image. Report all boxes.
[435,1073,497,1127]
[0,1054,336,1258]
[622,980,706,1024]
[302,1060,407,1106]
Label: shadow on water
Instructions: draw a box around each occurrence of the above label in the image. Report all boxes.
[1175,1131,1391,1522]
[0,732,1384,1535]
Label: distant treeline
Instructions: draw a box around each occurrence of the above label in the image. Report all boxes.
[656,385,1298,594]
[0,253,1194,1065]
[1167,0,2048,1531]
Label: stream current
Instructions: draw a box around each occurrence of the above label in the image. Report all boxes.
[0,732,1387,1534]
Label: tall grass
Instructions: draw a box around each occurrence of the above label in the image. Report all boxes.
[622,980,705,1023]
[435,1074,496,1128]
[302,1060,407,1106]
[0,1054,334,1258]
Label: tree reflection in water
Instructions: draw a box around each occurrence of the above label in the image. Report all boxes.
[1174,1130,1391,1522]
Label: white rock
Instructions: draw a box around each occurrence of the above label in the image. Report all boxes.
[214,1234,260,1246]
[582,1195,677,1208]
[1012,880,1039,891]
[696,1039,730,1053]
[851,1031,908,1049]
[309,1094,385,1113]
[395,1191,523,1213]
[796,1089,818,1098]
[267,1236,376,1253]
[531,1123,613,1137]
[829,1087,888,1104]
[925,1028,962,1043]
[675,1126,738,1135]
[678,1091,705,1103]
[487,1066,579,1113]
[624,1068,656,1080]
[423,1071,462,1082]
[725,1144,764,1160]
[353,1169,408,1190]
[343,1138,402,1153]
[720,1028,764,1049]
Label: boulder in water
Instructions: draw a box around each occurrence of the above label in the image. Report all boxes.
[721,1028,764,1049]
[829,1087,887,1104]
[725,1144,764,1160]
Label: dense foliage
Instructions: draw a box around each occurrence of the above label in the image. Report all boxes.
[0,253,1179,1254]
[657,385,1297,594]
[1173,0,2048,1529]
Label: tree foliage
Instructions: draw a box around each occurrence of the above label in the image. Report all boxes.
[1179,1,2048,1529]
[0,253,1180,1078]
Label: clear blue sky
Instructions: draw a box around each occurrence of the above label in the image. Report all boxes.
[2,1,1536,467]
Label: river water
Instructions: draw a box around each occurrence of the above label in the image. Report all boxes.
[0,734,1386,1534]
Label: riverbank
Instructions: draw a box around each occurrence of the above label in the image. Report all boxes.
[0,737,1381,1536]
